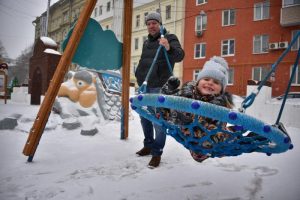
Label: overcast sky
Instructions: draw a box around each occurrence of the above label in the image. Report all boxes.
[0,0,58,59]
[0,0,155,59]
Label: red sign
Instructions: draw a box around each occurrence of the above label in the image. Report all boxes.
[0,63,8,70]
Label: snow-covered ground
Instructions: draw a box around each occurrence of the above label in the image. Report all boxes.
[0,100,300,200]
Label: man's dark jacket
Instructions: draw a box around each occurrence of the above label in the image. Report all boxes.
[135,31,185,88]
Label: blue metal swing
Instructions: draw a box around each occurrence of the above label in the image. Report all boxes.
[131,30,300,158]
[131,94,292,157]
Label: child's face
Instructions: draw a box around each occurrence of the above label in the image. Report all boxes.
[197,78,222,95]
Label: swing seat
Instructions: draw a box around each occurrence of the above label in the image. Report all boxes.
[130,94,293,158]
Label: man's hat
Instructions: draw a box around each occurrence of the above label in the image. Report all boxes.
[145,12,162,24]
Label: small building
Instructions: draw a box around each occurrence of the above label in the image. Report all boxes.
[29,37,61,105]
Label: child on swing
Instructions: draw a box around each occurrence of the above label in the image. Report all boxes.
[160,56,234,162]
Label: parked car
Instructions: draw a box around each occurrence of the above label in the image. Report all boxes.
[274,92,300,100]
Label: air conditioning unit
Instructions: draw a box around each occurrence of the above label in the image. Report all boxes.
[278,41,288,49]
[269,42,278,50]
[195,30,203,37]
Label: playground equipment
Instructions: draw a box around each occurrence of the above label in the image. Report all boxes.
[57,70,123,120]
[23,0,133,162]
[130,31,300,159]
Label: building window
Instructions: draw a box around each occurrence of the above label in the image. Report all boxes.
[166,5,171,19]
[194,43,206,59]
[195,12,207,31]
[283,0,300,7]
[134,38,139,50]
[144,12,148,18]
[291,65,300,85]
[193,69,201,81]
[136,15,140,28]
[222,39,235,56]
[107,2,111,12]
[222,9,235,26]
[73,9,80,21]
[291,30,300,51]
[252,66,270,81]
[228,68,234,85]
[196,0,207,5]
[63,29,68,38]
[254,1,270,21]
[253,35,269,53]
[94,7,98,17]
[99,6,103,15]
[143,12,148,26]
[63,11,68,22]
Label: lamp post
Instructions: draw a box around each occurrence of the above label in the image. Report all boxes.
[45,0,51,36]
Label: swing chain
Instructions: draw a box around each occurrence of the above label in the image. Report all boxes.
[138,8,173,94]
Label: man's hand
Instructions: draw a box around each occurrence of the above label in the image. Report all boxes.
[159,37,170,51]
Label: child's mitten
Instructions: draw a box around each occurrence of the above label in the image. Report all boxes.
[161,76,180,95]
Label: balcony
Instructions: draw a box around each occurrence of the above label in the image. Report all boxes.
[280,4,300,26]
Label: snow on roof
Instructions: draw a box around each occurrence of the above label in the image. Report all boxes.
[40,36,57,47]
[44,48,61,55]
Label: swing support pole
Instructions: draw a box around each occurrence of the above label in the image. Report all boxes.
[275,46,300,124]
[242,31,300,110]
[120,0,133,139]
[22,0,97,162]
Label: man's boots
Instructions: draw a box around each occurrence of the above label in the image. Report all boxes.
[136,147,151,156]
[148,156,161,168]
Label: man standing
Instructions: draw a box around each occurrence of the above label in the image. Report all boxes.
[135,12,185,168]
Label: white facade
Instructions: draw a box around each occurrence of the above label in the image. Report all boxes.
[92,0,185,83]
[93,0,114,22]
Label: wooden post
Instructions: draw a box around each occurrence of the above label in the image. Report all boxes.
[0,63,8,104]
[4,71,7,104]
[22,0,97,161]
[120,0,133,139]
[0,70,7,104]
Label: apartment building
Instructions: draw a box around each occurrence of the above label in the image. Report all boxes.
[183,0,300,97]
[33,0,85,50]
[92,0,115,31]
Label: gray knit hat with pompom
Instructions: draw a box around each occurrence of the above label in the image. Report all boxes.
[197,56,229,92]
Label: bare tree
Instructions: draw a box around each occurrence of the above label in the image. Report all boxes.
[10,44,34,85]
[0,40,9,62]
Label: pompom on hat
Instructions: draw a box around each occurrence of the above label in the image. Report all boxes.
[197,56,229,92]
[145,12,162,24]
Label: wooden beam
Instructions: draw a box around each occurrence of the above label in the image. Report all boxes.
[120,0,133,139]
[22,0,97,161]
[0,70,7,104]
[4,72,7,104]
